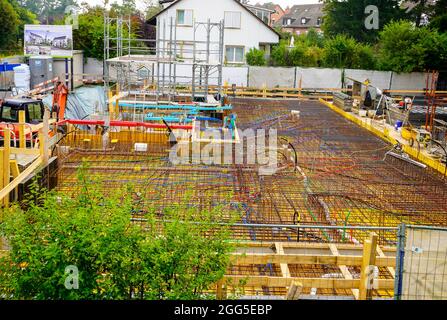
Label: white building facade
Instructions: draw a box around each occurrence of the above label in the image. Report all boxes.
[155,0,279,64]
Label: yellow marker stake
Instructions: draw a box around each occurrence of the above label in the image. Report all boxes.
[18,110,26,149]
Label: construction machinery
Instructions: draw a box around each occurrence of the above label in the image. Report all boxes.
[0,79,69,145]
[401,127,432,148]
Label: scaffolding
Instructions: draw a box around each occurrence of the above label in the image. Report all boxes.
[103,12,225,105]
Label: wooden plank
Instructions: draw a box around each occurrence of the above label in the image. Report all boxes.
[330,243,359,300]
[376,245,395,279]
[286,281,303,300]
[275,242,290,278]
[18,110,26,149]
[231,253,395,267]
[224,276,394,290]
[359,233,378,300]
[2,129,11,206]
[234,241,395,252]
[0,156,43,202]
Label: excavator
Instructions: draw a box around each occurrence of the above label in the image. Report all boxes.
[0,80,68,145]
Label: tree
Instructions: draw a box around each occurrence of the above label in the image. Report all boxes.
[72,6,106,60]
[246,48,266,66]
[430,0,447,32]
[111,0,137,16]
[144,0,162,20]
[322,0,406,43]
[270,41,289,66]
[321,35,352,68]
[0,166,234,300]
[17,0,76,24]
[9,0,38,44]
[377,20,446,72]
[0,0,19,51]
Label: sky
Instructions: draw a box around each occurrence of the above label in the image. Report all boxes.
[84,0,321,11]
[254,0,320,8]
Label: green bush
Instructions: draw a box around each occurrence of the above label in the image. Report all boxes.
[0,166,235,300]
[0,0,19,50]
[377,20,447,73]
[245,47,266,66]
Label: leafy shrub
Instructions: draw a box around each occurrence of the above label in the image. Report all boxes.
[246,47,266,66]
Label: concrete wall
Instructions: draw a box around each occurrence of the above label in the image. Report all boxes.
[53,50,84,88]
[297,67,342,89]
[84,58,103,76]
[223,66,248,87]
[344,69,393,90]
[390,72,430,91]
[92,58,432,92]
[249,66,295,88]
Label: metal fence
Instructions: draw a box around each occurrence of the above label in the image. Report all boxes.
[395,225,447,300]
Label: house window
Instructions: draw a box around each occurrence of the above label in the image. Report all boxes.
[177,9,193,26]
[224,11,241,29]
[225,46,244,63]
[284,18,292,26]
[317,17,322,26]
[301,17,307,25]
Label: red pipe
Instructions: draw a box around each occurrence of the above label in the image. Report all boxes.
[58,119,193,130]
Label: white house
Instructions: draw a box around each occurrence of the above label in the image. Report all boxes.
[153,0,280,64]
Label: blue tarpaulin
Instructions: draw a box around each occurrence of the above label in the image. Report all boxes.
[0,62,21,73]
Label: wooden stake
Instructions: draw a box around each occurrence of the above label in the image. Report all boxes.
[286,281,303,300]
[18,110,26,149]
[2,128,11,207]
[359,233,378,300]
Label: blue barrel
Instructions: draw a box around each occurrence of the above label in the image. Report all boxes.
[395,120,403,130]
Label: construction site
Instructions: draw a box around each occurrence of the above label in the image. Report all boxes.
[1,14,447,301]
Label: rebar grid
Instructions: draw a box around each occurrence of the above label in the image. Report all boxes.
[54,99,447,246]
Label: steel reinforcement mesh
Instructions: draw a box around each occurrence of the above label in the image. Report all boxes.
[49,98,447,299]
[53,99,447,246]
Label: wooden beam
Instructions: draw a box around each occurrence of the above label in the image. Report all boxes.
[330,244,359,300]
[286,281,303,300]
[231,253,394,267]
[18,110,26,149]
[359,233,378,300]
[275,242,290,278]
[2,129,11,207]
[0,156,43,202]
[234,241,396,253]
[376,245,395,279]
[224,276,394,290]
[216,280,227,300]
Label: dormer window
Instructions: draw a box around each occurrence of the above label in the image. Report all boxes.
[284,18,292,26]
[317,17,322,26]
[301,17,307,25]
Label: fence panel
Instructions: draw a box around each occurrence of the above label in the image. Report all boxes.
[400,226,447,300]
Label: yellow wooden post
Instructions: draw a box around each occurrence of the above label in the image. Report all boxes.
[10,159,20,201]
[216,279,227,300]
[39,110,50,165]
[108,90,114,116]
[359,233,378,300]
[263,84,267,98]
[286,281,303,300]
[2,128,11,206]
[18,110,26,149]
